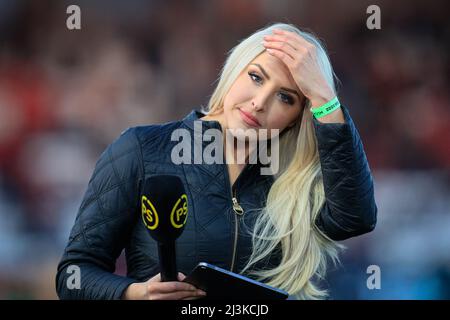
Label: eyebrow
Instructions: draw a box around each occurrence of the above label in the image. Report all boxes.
[249,63,302,100]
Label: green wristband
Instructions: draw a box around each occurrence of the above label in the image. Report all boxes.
[310,96,340,118]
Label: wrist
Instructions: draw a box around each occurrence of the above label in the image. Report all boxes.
[122,282,143,300]
[309,96,345,123]
[309,90,335,109]
[310,95,335,109]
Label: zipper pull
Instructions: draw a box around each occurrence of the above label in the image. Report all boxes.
[232,197,244,215]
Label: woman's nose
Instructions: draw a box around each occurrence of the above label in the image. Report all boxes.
[251,100,262,111]
[251,93,269,111]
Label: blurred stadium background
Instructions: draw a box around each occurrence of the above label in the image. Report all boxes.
[0,0,448,299]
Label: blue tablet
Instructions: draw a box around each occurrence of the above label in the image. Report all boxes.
[183,262,289,300]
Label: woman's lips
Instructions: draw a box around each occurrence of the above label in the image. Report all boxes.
[239,109,261,127]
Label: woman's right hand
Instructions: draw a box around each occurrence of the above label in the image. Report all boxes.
[122,272,207,300]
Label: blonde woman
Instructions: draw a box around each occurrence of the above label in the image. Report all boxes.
[56,23,377,300]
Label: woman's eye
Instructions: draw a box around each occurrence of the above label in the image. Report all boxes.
[278,92,295,105]
[249,71,294,105]
[248,72,262,84]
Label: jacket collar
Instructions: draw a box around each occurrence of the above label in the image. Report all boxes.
[182,109,222,132]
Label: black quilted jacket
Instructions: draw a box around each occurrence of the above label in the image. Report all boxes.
[56,105,377,299]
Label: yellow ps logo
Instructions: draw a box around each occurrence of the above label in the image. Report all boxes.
[170,194,188,228]
[141,195,159,230]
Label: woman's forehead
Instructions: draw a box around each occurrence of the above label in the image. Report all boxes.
[249,52,297,88]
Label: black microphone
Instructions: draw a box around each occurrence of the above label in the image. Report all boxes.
[140,175,188,281]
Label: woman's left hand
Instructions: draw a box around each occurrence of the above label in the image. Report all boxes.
[262,29,335,109]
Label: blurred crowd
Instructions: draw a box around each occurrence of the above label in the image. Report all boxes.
[0,0,448,299]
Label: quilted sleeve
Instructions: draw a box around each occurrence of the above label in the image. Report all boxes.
[55,127,144,299]
[313,105,377,241]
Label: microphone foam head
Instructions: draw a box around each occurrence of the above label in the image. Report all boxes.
[141,175,188,242]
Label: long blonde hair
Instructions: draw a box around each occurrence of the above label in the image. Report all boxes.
[203,23,344,299]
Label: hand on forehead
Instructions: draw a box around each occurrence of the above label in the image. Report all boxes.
[250,52,304,101]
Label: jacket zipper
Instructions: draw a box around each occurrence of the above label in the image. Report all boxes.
[230,187,244,272]
[224,162,252,272]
